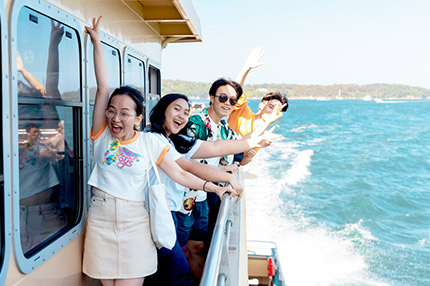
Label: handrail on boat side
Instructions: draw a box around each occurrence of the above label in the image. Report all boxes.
[200,192,231,286]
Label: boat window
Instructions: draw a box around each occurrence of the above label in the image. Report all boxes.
[16,7,82,259]
[87,42,121,102]
[147,66,161,123]
[124,54,145,125]
[17,8,80,101]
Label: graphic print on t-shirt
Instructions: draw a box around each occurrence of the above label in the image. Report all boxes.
[103,139,142,169]
[19,143,41,169]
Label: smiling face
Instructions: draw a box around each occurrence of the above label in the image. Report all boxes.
[106,94,142,141]
[208,85,238,123]
[163,98,189,136]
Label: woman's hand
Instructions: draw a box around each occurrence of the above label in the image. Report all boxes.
[219,163,238,174]
[50,20,64,47]
[84,16,102,43]
[214,185,237,200]
[16,51,24,72]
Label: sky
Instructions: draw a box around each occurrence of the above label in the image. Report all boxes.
[161,0,430,89]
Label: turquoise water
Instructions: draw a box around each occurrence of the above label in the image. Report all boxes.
[241,99,430,286]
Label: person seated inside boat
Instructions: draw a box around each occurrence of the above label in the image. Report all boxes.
[227,47,289,165]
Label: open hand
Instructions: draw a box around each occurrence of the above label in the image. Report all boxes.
[245,47,265,70]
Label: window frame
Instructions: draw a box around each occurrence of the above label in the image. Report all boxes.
[0,3,11,285]
[84,32,122,206]
[123,46,147,124]
[10,0,85,273]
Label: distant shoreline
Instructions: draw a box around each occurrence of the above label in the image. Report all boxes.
[187,96,427,100]
[163,79,430,100]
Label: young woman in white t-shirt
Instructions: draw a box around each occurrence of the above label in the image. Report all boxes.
[82,16,235,286]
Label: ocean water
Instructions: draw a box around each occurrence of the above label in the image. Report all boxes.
[241,99,430,286]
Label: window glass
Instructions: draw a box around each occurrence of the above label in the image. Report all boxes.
[148,66,160,95]
[17,7,81,257]
[17,8,80,101]
[125,54,145,125]
[125,55,145,96]
[87,42,120,101]
[18,105,78,256]
[147,66,160,121]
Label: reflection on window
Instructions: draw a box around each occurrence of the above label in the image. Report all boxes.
[125,55,145,126]
[18,105,77,256]
[17,7,81,257]
[17,8,80,101]
[87,42,120,101]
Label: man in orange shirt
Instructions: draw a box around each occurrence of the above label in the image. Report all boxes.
[227,48,289,164]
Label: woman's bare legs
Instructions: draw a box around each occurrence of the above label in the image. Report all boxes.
[101,278,145,286]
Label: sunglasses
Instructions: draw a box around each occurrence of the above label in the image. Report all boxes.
[214,93,237,106]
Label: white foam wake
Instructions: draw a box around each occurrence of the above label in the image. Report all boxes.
[243,145,386,286]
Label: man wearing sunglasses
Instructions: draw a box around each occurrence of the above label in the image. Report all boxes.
[227,47,289,165]
[175,77,243,283]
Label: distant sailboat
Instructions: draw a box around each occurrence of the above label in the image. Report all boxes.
[335,88,344,100]
[363,95,372,101]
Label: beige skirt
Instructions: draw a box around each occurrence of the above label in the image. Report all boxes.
[83,189,157,279]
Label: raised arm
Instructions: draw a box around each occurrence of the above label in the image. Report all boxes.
[45,20,64,99]
[190,131,278,160]
[158,153,236,200]
[17,51,45,95]
[235,47,265,87]
[85,16,109,135]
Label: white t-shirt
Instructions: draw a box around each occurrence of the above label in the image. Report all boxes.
[88,123,170,201]
[151,132,202,211]
[18,141,60,199]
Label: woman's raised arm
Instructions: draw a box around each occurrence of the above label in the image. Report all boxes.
[85,16,109,135]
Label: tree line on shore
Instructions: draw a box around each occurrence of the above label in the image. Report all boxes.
[162,80,430,99]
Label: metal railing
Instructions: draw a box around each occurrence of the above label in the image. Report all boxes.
[200,170,246,286]
[200,192,231,285]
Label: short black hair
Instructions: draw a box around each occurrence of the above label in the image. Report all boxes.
[261,91,289,112]
[148,93,189,136]
[25,123,39,133]
[209,78,243,100]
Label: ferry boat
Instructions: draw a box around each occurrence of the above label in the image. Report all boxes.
[0,0,284,285]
